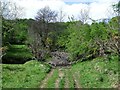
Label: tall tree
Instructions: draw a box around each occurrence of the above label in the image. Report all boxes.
[35,6,57,46]
[28,6,58,60]
[1,1,24,45]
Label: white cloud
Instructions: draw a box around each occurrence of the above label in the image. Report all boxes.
[63,0,96,2]
[9,0,119,21]
[89,0,119,20]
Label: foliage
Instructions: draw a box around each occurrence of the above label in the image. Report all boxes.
[2,15,119,63]
[65,22,92,60]
[2,18,28,45]
[27,7,58,60]
[2,45,33,64]
[2,60,51,88]
[2,4,119,89]
[55,22,70,50]
[113,1,120,15]
[56,17,119,61]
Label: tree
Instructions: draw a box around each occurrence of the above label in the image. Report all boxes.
[1,1,24,45]
[28,6,58,60]
[78,7,90,24]
[57,8,66,22]
[113,1,120,16]
[1,1,24,19]
[35,6,58,47]
[64,21,92,61]
[108,2,120,55]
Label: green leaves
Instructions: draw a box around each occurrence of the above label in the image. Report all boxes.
[65,22,92,60]
[2,18,28,45]
[60,17,119,61]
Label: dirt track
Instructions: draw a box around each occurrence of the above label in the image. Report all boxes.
[39,67,82,88]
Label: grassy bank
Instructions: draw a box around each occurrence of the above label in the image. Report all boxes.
[2,60,51,88]
[71,54,119,88]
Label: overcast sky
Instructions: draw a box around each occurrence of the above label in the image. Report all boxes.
[7,0,119,22]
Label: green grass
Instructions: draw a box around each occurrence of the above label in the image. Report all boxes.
[59,69,65,88]
[66,69,74,88]
[46,69,59,88]
[2,60,51,88]
[59,76,65,89]
[71,54,119,88]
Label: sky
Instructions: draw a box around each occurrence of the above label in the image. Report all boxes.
[6,0,119,22]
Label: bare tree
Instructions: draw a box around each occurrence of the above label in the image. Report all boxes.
[68,15,76,22]
[57,8,66,22]
[78,7,90,24]
[35,6,57,45]
[35,6,57,22]
[1,1,24,19]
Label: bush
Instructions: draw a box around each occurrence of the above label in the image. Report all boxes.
[2,45,33,64]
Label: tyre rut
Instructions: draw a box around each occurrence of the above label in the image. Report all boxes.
[40,69,55,88]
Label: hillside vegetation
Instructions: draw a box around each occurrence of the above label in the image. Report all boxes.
[2,45,33,64]
[1,1,120,89]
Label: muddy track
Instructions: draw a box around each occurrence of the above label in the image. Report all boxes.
[40,69,55,88]
[40,66,81,88]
